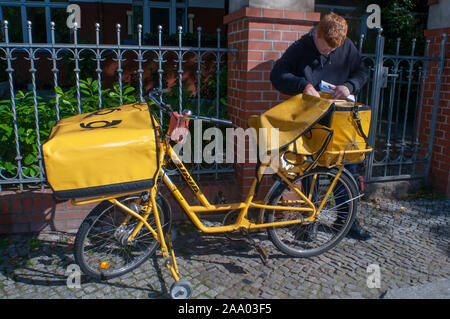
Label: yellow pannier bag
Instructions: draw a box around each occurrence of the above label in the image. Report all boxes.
[42,102,160,200]
[283,123,333,174]
[307,100,372,167]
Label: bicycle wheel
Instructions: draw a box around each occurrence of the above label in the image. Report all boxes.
[74,192,171,280]
[264,167,358,258]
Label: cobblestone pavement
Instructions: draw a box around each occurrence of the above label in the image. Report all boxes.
[0,197,449,299]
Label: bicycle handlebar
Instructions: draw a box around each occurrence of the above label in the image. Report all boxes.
[148,88,173,114]
[147,88,232,126]
[183,113,232,126]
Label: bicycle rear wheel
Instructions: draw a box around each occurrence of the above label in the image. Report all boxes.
[74,193,171,280]
[264,167,358,258]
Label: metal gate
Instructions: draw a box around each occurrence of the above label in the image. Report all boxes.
[358,29,447,183]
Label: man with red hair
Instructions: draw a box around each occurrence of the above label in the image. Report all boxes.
[271,12,371,241]
[271,12,368,100]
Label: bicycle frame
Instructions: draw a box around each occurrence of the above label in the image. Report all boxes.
[71,127,345,237]
[70,100,349,285]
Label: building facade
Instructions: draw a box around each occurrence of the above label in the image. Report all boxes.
[0,0,227,44]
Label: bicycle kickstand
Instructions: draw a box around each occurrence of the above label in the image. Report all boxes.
[241,228,269,266]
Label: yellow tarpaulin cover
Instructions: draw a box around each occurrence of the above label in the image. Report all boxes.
[247,93,333,154]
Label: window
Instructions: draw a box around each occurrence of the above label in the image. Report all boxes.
[132,5,143,39]
[150,8,170,34]
[50,7,70,43]
[176,7,186,31]
[1,6,22,42]
[27,7,46,43]
[132,0,188,37]
[0,0,68,43]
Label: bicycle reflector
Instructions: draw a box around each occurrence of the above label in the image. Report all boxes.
[99,261,110,269]
[358,176,365,192]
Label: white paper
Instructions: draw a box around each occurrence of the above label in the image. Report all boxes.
[319,80,355,102]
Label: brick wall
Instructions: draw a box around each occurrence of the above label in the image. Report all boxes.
[223,7,320,199]
[0,175,238,234]
[419,27,449,197]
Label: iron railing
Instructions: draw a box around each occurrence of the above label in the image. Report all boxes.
[0,20,236,190]
[357,30,447,183]
[1,21,447,190]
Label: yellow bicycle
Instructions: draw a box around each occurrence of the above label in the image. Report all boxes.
[69,88,371,299]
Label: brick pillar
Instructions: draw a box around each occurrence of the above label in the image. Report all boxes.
[419,27,450,197]
[224,7,320,199]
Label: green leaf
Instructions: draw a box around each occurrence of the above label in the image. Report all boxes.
[0,124,12,135]
[24,153,36,165]
[92,80,99,92]
[3,161,16,174]
[29,166,39,177]
[22,166,30,176]
[123,87,135,95]
[220,97,228,107]
[55,86,64,95]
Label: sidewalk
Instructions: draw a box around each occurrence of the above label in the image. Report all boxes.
[0,197,449,299]
[382,278,450,299]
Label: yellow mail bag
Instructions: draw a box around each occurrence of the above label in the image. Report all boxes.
[282,99,372,168]
[309,101,371,167]
[42,102,160,200]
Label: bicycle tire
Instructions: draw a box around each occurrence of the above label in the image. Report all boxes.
[74,192,171,280]
[264,167,358,258]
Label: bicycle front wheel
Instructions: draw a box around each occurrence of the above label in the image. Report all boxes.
[264,167,359,258]
[74,193,171,280]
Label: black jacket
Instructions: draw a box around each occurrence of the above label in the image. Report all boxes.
[270,27,368,95]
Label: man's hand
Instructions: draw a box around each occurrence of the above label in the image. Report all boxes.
[332,85,350,99]
[303,84,320,98]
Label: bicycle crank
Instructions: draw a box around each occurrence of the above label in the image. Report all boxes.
[222,210,246,241]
